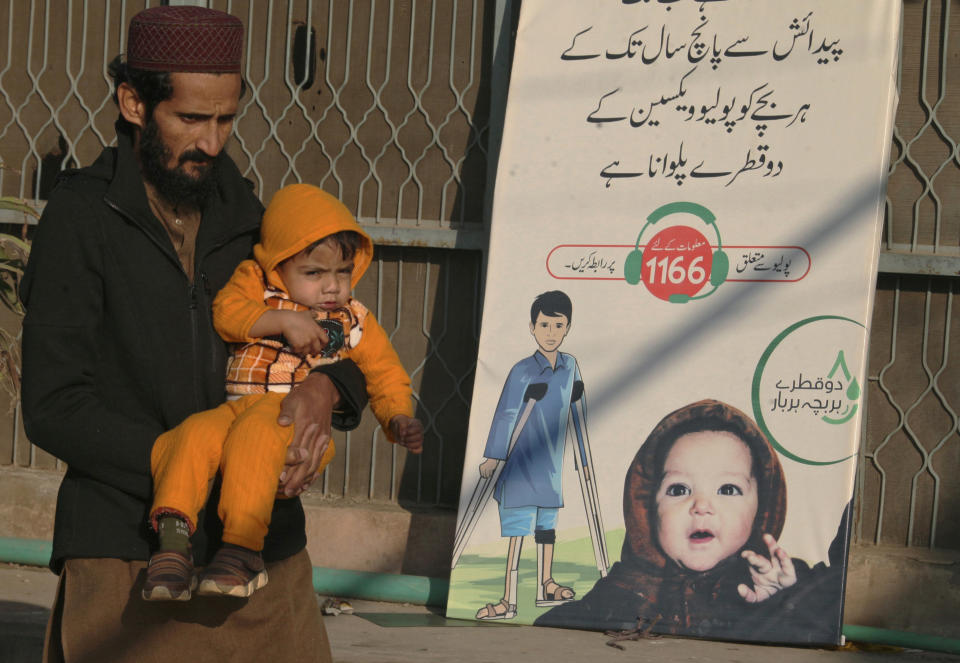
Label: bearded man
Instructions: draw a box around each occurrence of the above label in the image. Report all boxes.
[20,7,362,662]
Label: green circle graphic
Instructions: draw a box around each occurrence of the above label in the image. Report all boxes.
[751,315,863,466]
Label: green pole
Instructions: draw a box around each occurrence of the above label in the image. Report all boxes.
[0,536,51,567]
[842,625,960,656]
[3,536,960,655]
[311,566,448,607]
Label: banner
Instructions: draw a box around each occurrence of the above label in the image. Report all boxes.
[447,0,900,645]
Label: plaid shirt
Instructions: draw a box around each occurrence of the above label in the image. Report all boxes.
[225,285,367,395]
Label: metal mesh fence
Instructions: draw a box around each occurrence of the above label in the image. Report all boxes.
[857,0,960,549]
[0,0,495,508]
[0,0,959,548]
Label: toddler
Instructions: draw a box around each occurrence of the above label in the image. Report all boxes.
[143,183,423,601]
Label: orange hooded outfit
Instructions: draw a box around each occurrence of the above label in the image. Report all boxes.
[150,184,414,551]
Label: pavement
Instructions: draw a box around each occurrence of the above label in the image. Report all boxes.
[2,562,959,663]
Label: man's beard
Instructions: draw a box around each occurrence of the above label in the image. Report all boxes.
[139,119,219,209]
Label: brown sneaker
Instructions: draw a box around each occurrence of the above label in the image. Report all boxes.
[196,545,268,598]
[142,550,196,601]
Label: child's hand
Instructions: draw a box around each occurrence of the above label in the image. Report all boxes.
[281,310,329,355]
[737,533,797,603]
[478,458,498,478]
[389,415,424,454]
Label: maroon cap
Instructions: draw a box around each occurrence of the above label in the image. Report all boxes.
[127,6,243,73]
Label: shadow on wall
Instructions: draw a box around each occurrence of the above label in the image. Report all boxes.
[392,0,513,522]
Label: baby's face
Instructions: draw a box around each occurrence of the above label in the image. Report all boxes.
[277,239,353,311]
[655,430,758,572]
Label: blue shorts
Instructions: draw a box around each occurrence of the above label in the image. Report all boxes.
[498,503,558,537]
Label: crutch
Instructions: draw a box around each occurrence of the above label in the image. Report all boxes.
[451,382,548,569]
[567,379,609,576]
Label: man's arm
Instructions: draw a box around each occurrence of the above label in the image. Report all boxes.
[314,358,368,431]
[276,358,368,496]
[20,192,158,500]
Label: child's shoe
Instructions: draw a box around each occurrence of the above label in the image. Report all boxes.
[142,550,196,601]
[196,544,268,598]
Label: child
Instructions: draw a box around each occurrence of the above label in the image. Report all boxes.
[474,290,588,620]
[537,400,845,642]
[143,183,424,601]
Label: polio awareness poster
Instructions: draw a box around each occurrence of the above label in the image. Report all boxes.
[447,0,900,645]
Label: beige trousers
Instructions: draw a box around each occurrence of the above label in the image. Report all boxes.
[43,549,332,663]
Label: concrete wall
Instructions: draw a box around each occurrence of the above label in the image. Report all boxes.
[3,466,957,639]
[843,544,960,639]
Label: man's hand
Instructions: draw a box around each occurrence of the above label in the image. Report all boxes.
[281,310,329,356]
[389,415,424,453]
[479,457,499,479]
[277,371,340,497]
[737,533,798,603]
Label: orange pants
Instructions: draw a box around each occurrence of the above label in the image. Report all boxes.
[150,392,335,551]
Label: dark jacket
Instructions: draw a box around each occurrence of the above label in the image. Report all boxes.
[21,123,365,572]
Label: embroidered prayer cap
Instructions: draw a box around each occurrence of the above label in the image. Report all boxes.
[126,6,243,73]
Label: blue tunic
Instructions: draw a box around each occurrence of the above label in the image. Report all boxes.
[483,351,587,508]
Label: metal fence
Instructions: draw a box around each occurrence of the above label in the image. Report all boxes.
[1,0,958,549]
[858,0,960,550]
[0,0,501,507]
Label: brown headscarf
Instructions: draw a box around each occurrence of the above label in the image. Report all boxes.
[595,399,787,633]
[620,399,787,575]
[538,401,846,643]
[538,399,788,635]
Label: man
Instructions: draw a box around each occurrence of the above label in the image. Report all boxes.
[474,290,590,620]
[20,7,363,662]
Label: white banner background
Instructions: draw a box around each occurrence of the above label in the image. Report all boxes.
[449,0,900,642]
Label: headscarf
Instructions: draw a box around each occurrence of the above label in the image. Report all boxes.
[620,399,786,576]
[538,399,788,636]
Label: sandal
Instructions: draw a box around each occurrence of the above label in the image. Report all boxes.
[535,577,575,607]
[475,598,517,621]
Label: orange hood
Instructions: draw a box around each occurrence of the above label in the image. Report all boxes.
[254,183,373,290]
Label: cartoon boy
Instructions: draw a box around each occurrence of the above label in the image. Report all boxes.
[474,290,588,620]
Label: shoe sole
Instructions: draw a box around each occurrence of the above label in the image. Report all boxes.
[196,569,268,598]
[142,575,197,602]
[476,611,517,620]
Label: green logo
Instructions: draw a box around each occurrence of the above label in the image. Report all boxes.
[821,351,860,425]
[752,316,863,466]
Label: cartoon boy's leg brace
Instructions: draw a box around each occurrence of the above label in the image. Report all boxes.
[451,382,548,569]
[504,535,523,608]
[534,529,575,607]
[568,380,609,577]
